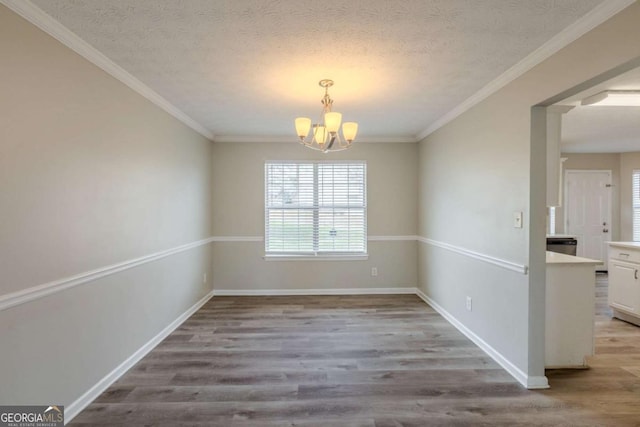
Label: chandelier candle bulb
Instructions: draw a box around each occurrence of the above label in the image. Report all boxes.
[324,112,342,133]
[342,122,358,142]
[314,125,328,146]
[295,117,311,139]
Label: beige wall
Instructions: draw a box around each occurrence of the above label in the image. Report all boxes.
[418,92,532,375]
[0,5,213,408]
[557,153,621,240]
[418,2,640,384]
[211,141,418,290]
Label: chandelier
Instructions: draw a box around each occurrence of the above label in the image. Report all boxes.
[294,79,358,153]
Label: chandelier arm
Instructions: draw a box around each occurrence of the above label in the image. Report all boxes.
[326,134,336,151]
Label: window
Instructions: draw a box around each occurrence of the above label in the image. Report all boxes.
[634,170,640,241]
[265,161,367,257]
[548,207,556,235]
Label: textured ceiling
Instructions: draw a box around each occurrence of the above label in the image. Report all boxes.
[560,66,640,153]
[32,0,605,140]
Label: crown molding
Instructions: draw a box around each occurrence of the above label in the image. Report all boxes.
[5,0,631,145]
[0,0,215,141]
[213,135,417,144]
[415,0,636,142]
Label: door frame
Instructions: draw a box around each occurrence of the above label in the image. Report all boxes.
[563,169,612,268]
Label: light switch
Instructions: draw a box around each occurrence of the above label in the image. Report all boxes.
[514,211,523,228]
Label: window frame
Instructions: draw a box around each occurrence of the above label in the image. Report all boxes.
[548,206,556,235]
[264,160,368,260]
[633,170,640,242]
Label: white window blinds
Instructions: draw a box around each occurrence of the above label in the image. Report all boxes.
[265,162,367,255]
[633,170,640,241]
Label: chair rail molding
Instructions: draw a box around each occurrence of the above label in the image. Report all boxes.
[210,235,418,242]
[417,236,528,275]
[0,237,216,311]
[1,235,527,311]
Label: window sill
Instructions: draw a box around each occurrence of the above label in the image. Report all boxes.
[263,254,369,261]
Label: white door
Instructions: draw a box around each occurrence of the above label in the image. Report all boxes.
[565,170,612,268]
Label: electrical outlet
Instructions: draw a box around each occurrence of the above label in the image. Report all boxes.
[466,296,472,311]
[203,273,207,284]
[371,267,378,277]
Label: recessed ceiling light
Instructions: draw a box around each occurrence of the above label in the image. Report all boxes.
[581,90,640,106]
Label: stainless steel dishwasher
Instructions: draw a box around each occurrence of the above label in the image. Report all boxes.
[546,237,578,256]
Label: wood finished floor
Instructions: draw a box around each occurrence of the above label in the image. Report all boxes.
[71,276,640,426]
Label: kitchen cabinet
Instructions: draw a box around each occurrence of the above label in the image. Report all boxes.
[608,242,640,326]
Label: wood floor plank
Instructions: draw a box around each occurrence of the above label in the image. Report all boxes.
[131,358,360,373]
[71,280,640,426]
[122,385,299,403]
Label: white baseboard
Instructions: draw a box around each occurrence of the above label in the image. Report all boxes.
[525,375,551,389]
[213,287,417,296]
[65,290,214,422]
[414,288,549,390]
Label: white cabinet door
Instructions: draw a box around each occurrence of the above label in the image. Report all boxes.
[609,260,639,315]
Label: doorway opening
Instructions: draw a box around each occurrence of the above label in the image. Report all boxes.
[532,55,640,396]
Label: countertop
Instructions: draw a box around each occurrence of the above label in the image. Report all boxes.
[546,234,577,239]
[608,241,640,249]
[546,251,601,264]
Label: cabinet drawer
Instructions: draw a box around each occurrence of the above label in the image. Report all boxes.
[609,247,640,264]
